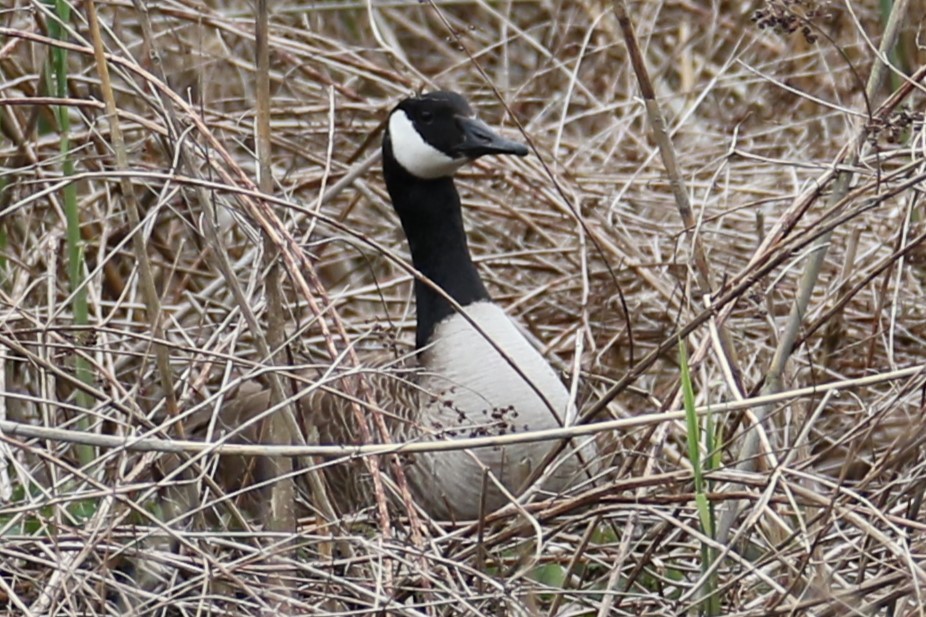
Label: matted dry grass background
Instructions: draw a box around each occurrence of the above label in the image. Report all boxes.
[1,0,926,615]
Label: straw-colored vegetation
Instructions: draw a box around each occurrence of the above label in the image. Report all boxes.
[1,0,925,614]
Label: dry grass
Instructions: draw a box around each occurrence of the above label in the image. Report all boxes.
[1,0,926,615]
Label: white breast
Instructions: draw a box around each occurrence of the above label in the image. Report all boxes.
[422,302,571,429]
[409,302,593,518]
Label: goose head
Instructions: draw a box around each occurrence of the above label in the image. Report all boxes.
[383,91,528,180]
[380,91,529,350]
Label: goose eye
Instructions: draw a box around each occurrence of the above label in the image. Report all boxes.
[419,110,434,124]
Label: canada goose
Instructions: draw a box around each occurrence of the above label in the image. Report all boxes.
[208,92,596,520]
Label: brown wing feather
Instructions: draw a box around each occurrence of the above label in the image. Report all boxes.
[180,354,423,517]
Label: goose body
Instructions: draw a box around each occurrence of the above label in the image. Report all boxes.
[210,92,595,520]
[406,302,582,518]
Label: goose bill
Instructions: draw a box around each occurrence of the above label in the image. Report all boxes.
[453,116,528,158]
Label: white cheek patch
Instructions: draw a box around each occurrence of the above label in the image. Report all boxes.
[389,110,467,179]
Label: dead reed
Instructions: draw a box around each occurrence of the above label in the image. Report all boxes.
[1,0,925,614]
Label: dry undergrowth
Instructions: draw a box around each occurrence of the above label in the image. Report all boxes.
[1,0,925,615]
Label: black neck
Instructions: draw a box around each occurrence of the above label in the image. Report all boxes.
[383,147,490,349]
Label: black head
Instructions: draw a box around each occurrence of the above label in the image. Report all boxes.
[384,91,528,180]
